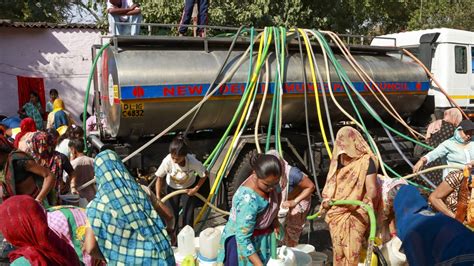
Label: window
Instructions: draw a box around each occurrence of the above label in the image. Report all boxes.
[455,45,467,74]
[471,46,474,73]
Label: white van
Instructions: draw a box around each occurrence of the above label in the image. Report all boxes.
[372,28,474,117]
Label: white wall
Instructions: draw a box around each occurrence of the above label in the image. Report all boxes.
[0,27,101,123]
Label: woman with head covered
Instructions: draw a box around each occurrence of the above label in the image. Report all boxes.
[0,195,80,266]
[320,126,379,265]
[84,149,174,265]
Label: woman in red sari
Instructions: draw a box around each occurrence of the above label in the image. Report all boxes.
[14,118,37,150]
[0,195,80,265]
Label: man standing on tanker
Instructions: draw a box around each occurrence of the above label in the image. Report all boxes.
[178,0,208,37]
[107,0,142,35]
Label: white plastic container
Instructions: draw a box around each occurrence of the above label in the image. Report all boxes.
[278,207,289,225]
[197,254,219,266]
[268,246,296,266]
[198,228,221,261]
[380,237,407,266]
[294,244,315,254]
[177,225,196,257]
[214,225,225,234]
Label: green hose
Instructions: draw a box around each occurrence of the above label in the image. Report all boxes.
[197,28,256,232]
[314,31,433,151]
[271,232,277,259]
[83,42,110,152]
[306,200,375,238]
[203,29,256,168]
[313,31,434,191]
[266,28,278,152]
[276,27,286,155]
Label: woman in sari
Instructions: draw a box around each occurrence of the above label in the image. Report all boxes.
[47,206,103,266]
[0,135,54,204]
[428,169,471,222]
[217,154,282,266]
[19,92,43,130]
[46,99,69,130]
[0,195,80,266]
[27,131,67,205]
[321,126,379,265]
[84,149,175,265]
[14,118,37,151]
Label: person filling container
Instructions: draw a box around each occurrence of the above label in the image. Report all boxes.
[217,153,282,266]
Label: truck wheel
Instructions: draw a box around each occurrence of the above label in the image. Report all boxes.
[225,149,257,208]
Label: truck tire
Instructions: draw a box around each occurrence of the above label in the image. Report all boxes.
[225,149,257,208]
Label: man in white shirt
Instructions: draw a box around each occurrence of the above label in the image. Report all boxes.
[107,0,142,35]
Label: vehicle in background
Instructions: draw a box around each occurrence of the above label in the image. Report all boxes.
[371,28,474,119]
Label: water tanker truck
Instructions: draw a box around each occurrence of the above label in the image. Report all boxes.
[89,28,433,207]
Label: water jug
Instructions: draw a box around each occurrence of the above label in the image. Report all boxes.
[198,228,221,261]
[267,246,296,266]
[178,225,196,257]
[380,237,407,266]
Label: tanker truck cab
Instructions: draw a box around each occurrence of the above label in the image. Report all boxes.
[371,28,474,118]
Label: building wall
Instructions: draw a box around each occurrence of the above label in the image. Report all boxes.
[0,27,101,124]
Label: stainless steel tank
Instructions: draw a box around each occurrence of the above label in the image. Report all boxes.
[99,37,430,138]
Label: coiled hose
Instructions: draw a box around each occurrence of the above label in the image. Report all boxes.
[161,190,230,216]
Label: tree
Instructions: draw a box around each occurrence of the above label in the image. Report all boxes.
[0,0,104,24]
[0,0,71,22]
[408,0,474,31]
[138,0,420,36]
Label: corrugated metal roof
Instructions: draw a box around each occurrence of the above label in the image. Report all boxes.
[0,20,100,29]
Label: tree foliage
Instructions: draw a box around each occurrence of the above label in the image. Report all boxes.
[1,0,472,34]
[0,0,70,23]
[139,0,425,35]
[408,0,474,31]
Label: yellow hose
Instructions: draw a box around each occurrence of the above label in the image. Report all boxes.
[161,190,230,216]
[297,28,332,159]
[194,29,272,226]
[254,58,270,153]
[322,31,424,140]
[305,29,388,177]
[404,164,465,180]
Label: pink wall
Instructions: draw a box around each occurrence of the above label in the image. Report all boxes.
[0,27,101,123]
